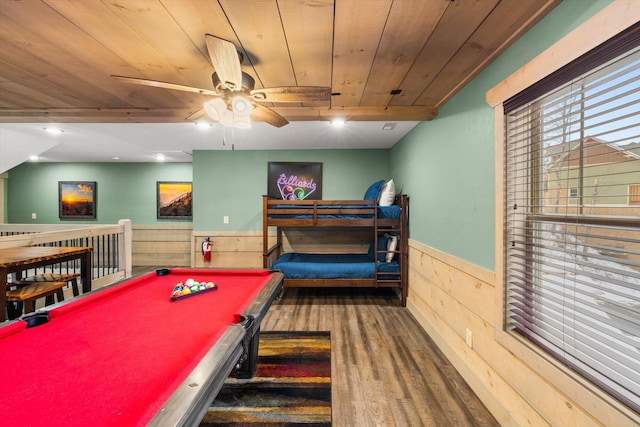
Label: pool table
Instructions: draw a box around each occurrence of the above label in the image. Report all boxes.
[0,268,283,427]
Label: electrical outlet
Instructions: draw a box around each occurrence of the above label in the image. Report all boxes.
[465,329,473,348]
[31,213,37,220]
[223,216,229,224]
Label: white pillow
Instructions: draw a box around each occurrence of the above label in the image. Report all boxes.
[378,179,396,206]
[386,234,398,262]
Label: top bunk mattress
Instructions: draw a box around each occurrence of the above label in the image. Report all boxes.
[267,203,401,219]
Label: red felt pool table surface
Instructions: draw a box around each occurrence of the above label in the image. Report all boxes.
[0,268,282,427]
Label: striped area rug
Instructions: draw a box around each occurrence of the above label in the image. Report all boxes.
[200,331,332,426]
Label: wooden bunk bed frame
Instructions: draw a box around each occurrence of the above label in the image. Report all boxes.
[262,194,409,306]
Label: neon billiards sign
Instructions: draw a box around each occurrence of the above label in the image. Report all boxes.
[277,173,317,200]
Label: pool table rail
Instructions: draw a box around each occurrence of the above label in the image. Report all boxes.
[150,270,284,426]
[148,323,245,427]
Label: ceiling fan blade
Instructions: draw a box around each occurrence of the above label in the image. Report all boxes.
[205,34,243,91]
[250,86,331,103]
[111,75,219,96]
[251,104,289,128]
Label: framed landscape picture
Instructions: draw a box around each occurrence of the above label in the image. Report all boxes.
[157,181,193,220]
[59,181,97,219]
[267,162,322,200]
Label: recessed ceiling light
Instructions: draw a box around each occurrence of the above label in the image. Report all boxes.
[155,153,166,162]
[111,156,120,160]
[331,118,345,127]
[382,123,396,131]
[29,155,39,161]
[195,121,213,129]
[44,127,63,136]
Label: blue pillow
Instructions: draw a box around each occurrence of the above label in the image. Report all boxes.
[367,235,389,262]
[363,180,385,200]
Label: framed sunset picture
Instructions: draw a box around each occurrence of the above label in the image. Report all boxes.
[58,181,97,219]
[157,181,193,220]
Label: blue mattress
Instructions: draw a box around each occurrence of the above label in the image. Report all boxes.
[269,204,401,219]
[272,252,400,279]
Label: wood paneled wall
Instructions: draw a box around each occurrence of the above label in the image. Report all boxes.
[191,231,264,269]
[132,225,192,267]
[407,239,638,427]
[281,228,373,253]
[191,228,373,269]
[132,226,373,269]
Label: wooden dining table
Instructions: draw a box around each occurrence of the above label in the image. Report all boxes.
[0,246,92,322]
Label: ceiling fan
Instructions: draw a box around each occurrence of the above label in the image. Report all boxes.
[112,34,332,128]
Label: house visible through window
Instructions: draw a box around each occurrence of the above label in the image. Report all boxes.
[630,184,640,205]
[503,25,640,413]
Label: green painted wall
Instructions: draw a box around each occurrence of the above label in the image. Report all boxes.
[6,150,389,229]
[7,162,192,224]
[390,0,612,270]
[192,149,390,231]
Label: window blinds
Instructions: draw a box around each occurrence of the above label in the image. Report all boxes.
[503,37,640,411]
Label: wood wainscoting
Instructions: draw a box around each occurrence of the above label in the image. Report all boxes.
[133,227,373,270]
[192,228,374,269]
[407,239,637,427]
[192,231,264,269]
[132,225,192,267]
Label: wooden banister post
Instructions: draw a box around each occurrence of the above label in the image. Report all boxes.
[119,219,133,278]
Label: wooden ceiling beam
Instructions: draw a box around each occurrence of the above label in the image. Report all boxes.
[0,108,201,123]
[0,105,437,123]
[272,105,437,122]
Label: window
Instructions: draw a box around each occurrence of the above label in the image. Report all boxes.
[503,25,640,413]
[569,188,578,199]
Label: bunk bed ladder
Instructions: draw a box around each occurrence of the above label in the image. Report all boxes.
[375,195,408,306]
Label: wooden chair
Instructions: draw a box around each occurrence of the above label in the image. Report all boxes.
[6,281,66,319]
[16,273,80,297]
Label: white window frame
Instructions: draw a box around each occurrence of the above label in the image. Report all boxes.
[569,187,579,199]
[486,1,640,424]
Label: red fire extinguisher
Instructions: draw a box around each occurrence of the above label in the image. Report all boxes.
[202,237,212,262]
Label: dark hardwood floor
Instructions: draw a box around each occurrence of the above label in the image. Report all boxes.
[131,268,498,426]
[261,287,500,427]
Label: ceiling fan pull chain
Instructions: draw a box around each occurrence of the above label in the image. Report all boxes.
[222,123,226,146]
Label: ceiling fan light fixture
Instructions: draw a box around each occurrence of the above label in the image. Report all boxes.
[231,95,251,114]
[231,95,252,128]
[205,96,253,128]
[204,98,227,122]
[233,118,251,129]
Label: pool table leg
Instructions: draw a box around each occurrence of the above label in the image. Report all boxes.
[235,327,261,379]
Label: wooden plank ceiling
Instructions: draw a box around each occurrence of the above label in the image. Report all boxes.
[0,0,560,125]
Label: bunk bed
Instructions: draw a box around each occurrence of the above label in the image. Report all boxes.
[262,181,409,306]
